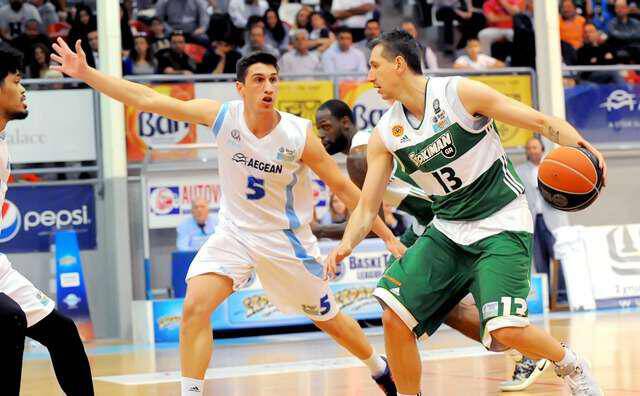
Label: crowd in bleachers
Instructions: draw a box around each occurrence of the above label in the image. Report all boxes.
[0,0,639,79]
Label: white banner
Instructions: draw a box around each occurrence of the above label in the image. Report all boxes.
[6,89,96,164]
[555,224,640,311]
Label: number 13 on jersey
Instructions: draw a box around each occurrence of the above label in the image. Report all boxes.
[246,176,265,200]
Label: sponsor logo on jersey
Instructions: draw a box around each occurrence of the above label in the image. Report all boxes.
[232,152,283,174]
[276,147,297,162]
[407,132,457,167]
[0,200,21,243]
[149,186,180,215]
[391,124,404,137]
[231,129,241,142]
[432,99,451,133]
[400,135,410,144]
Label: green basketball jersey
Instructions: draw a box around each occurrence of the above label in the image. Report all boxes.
[351,129,434,228]
[376,77,525,222]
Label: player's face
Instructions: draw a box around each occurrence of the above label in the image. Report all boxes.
[237,63,279,112]
[367,45,399,101]
[316,108,348,154]
[0,72,28,122]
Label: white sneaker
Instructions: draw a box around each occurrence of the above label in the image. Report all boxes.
[500,357,550,392]
[555,355,604,396]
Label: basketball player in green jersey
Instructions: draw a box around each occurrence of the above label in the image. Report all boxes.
[315,99,550,391]
[325,30,606,396]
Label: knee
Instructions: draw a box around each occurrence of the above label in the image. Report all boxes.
[490,326,524,347]
[181,297,211,330]
[0,297,27,332]
[381,309,412,337]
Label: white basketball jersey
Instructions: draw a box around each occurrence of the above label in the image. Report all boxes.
[0,131,12,274]
[212,101,313,231]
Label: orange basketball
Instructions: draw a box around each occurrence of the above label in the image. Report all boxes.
[537,147,603,212]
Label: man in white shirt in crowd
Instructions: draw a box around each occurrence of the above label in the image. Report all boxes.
[453,38,505,70]
[280,29,321,76]
[400,20,439,71]
[321,27,367,78]
[331,0,376,42]
[228,0,268,29]
[515,137,569,303]
[176,197,218,252]
[0,0,41,41]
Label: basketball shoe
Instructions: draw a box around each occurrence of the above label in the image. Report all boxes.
[501,357,550,391]
[372,357,397,395]
[555,351,603,396]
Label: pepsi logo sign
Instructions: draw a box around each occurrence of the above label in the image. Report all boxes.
[149,187,180,215]
[0,200,21,243]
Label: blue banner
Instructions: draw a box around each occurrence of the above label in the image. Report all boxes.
[0,184,96,253]
[55,229,95,340]
[565,83,640,144]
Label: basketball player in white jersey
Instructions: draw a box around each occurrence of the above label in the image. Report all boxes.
[0,46,94,395]
[51,39,404,395]
[326,30,605,395]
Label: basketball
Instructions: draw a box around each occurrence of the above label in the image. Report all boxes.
[537,147,603,212]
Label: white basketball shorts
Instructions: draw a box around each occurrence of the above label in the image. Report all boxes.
[0,253,54,327]
[186,221,339,321]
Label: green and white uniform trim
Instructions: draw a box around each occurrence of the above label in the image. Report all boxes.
[351,128,434,232]
[375,76,533,245]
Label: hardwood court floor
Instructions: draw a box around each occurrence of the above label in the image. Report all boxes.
[20,309,640,395]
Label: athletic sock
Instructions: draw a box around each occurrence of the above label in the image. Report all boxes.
[181,377,204,395]
[361,349,387,378]
[555,345,577,368]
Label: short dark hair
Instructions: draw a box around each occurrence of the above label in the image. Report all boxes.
[236,52,279,82]
[336,26,352,37]
[366,18,380,27]
[0,45,23,85]
[368,29,422,74]
[318,99,354,123]
[170,30,185,40]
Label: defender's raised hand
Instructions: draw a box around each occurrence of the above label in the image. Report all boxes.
[51,38,89,78]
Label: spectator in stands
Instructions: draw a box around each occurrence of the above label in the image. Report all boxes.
[607,0,640,61]
[434,0,486,51]
[228,0,268,30]
[331,0,376,42]
[318,194,349,225]
[356,18,380,59]
[478,0,523,56]
[120,3,134,53]
[0,0,41,41]
[197,37,241,74]
[85,28,99,68]
[321,27,367,76]
[308,11,334,52]
[400,20,438,71]
[453,38,505,69]
[10,18,49,67]
[516,137,569,304]
[176,197,217,252]
[295,5,312,31]
[592,0,616,31]
[263,8,290,54]
[280,28,321,75]
[560,0,586,49]
[29,0,57,27]
[577,23,624,83]
[239,23,279,57]
[511,0,535,67]
[155,0,209,45]
[382,203,406,237]
[155,30,196,74]
[149,16,170,55]
[123,33,156,75]
[67,4,95,48]
[26,42,61,79]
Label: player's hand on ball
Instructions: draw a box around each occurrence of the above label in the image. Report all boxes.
[577,139,607,187]
[324,244,351,280]
[51,38,89,78]
[385,237,407,259]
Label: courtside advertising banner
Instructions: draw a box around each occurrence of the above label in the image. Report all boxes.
[4,89,96,164]
[565,83,640,145]
[126,83,198,162]
[275,80,334,129]
[0,184,96,253]
[555,224,640,311]
[339,81,389,130]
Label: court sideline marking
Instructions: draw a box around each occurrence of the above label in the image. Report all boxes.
[94,345,497,385]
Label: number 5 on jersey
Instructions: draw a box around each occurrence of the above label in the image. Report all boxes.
[246,176,265,200]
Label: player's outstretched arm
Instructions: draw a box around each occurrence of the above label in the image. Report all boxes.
[322,131,401,276]
[51,38,220,127]
[457,77,607,185]
[301,127,404,273]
